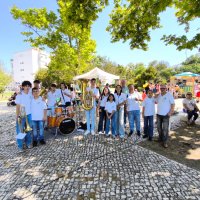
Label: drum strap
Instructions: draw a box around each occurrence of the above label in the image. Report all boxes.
[61,90,66,105]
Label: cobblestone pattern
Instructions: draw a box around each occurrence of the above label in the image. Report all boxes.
[0,103,200,200]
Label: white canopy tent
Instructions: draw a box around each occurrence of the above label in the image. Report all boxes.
[73,67,120,82]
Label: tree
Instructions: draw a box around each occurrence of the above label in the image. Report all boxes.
[0,63,12,93]
[107,0,200,51]
[11,0,108,82]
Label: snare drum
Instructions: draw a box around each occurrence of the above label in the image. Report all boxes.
[47,116,57,128]
[56,116,75,135]
[55,107,62,116]
[67,106,75,118]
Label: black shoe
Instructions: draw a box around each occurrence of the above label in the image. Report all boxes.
[143,135,148,139]
[128,130,133,137]
[137,131,141,137]
[33,141,37,147]
[40,140,46,145]
[148,137,153,141]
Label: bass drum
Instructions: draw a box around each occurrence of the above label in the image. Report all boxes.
[56,116,75,135]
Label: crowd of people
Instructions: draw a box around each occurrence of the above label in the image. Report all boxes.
[14,78,200,152]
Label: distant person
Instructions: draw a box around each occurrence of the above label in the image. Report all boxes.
[183,92,199,125]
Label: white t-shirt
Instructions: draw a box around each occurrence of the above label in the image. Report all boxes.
[142,97,155,116]
[15,92,32,115]
[156,92,175,116]
[47,90,60,107]
[59,89,71,104]
[105,101,117,113]
[31,97,47,120]
[114,93,126,107]
[99,95,109,107]
[126,92,141,111]
[86,87,100,107]
[183,98,196,110]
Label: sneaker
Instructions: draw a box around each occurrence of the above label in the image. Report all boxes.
[27,145,32,149]
[148,137,153,141]
[18,148,24,153]
[163,142,168,148]
[91,130,95,135]
[98,131,102,134]
[33,141,37,147]
[128,130,133,137]
[40,140,46,145]
[84,130,90,136]
[143,135,148,139]
[137,131,141,137]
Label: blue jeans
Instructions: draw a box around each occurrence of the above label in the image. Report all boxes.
[128,110,140,133]
[32,121,44,141]
[16,114,32,149]
[144,116,154,138]
[98,106,106,132]
[157,114,169,142]
[85,107,96,132]
[116,107,125,138]
[105,113,116,136]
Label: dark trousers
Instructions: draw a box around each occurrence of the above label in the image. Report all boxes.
[187,110,198,121]
[98,107,106,132]
[157,114,169,143]
[144,116,154,138]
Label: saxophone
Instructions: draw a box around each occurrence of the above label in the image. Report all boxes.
[81,79,94,110]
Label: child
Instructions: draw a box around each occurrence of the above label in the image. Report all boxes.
[105,94,117,138]
[15,80,32,151]
[31,87,47,146]
[142,90,155,141]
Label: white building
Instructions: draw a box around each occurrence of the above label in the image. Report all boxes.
[11,48,50,84]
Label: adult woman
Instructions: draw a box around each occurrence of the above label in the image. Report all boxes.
[97,87,110,134]
[114,85,126,138]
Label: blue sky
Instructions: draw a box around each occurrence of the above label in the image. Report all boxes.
[0,0,199,72]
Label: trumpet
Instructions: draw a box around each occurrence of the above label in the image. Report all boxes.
[20,105,32,133]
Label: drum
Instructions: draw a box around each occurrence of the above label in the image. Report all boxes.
[47,116,57,128]
[56,116,75,135]
[66,106,75,118]
[55,107,62,116]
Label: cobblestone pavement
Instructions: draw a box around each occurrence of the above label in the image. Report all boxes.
[0,102,200,200]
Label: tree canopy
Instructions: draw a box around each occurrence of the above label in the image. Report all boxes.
[0,63,12,94]
[107,0,200,51]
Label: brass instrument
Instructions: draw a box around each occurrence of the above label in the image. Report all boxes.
[81,79,94,110]
[40,88,48,100]
[20,105,32,133]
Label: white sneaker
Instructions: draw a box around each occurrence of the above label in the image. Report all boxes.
[84,130,90,135]
[98,131,102,134]
[91,130,95,135]
[108,131,111,135]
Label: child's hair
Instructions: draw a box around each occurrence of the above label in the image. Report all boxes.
[33,79,41,84]
[60,82,66,88]
[32,87,39,93]
[114,85,122,95]
[51,83,57,88]
[107,93,115,102]
[22,80,32,87]
[100,87,110,100]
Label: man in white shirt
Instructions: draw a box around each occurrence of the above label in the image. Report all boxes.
[183,92,199,124]
[156,84,175,148]
[15,80,33,151]
[83,78,100,135]
[126,84,142,137]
